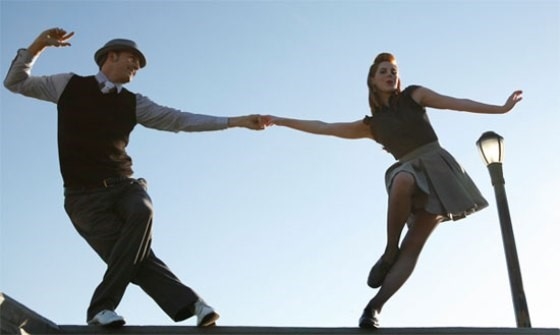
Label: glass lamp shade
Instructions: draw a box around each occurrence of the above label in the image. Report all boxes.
[476,131,504,166]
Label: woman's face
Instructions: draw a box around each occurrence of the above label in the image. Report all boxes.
[371,61,399,94]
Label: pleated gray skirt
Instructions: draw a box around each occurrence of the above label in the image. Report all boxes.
[385,141,488,222]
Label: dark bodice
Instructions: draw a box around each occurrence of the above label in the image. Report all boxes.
[363,85,438,159]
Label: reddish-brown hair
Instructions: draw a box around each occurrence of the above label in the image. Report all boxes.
[367,52,401,112]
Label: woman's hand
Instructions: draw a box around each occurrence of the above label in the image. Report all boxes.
[502,90,523,113]
[262,115,283,127]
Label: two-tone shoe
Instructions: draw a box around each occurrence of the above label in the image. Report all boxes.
[195,300,220,327]
[87,310,125,327]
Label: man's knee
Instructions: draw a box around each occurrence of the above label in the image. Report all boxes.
[121,190,154,222]
[134,200,154,220]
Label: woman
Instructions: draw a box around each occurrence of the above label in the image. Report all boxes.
[263,52,522,328]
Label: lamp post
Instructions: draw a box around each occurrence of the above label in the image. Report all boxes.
[476,131,531,328]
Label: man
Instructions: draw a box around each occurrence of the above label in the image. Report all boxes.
[4,27,264,327]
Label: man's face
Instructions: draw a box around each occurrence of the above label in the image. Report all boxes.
[107,50,141,83]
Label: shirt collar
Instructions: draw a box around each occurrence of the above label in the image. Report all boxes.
[95,72,123,93]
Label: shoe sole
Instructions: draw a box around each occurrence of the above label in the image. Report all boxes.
[197,312,220,327]
[89,321,125,328]
[359,323,378,329]
[359,318,378,329]
[88,318,126,328]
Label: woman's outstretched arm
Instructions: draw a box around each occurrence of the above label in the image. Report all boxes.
[412,86,523,114]
[264,116,373,139]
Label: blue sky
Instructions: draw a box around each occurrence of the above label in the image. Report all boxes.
[1,0,558,329]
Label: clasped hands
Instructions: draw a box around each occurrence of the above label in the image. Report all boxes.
[228,115,280,130]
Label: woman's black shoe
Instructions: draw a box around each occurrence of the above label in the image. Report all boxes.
[367,255,396,288]
[358,309,379,329]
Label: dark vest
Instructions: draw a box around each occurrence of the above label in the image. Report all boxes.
[57,75,137,188]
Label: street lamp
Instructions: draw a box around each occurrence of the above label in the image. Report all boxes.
[476,131,531,328]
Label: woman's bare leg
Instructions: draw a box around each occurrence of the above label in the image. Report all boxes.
[383,172,417,262]
[366,211,441,313]
[366,172,420,289]
[360,171,442,328]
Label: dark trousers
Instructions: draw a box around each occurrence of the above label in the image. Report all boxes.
[64,178,199,322]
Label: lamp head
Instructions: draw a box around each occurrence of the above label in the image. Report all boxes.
[476,131,504,166]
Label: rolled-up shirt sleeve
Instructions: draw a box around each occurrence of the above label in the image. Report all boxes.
[3,49,72,103]
[135,93,229,132]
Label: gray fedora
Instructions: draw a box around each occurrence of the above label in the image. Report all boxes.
[94,38,147,68]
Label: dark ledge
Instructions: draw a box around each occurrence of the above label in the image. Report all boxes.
[57,325,560,335]
[2,292,558,335]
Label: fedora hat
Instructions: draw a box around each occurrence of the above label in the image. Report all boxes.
[94,38,147,68]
